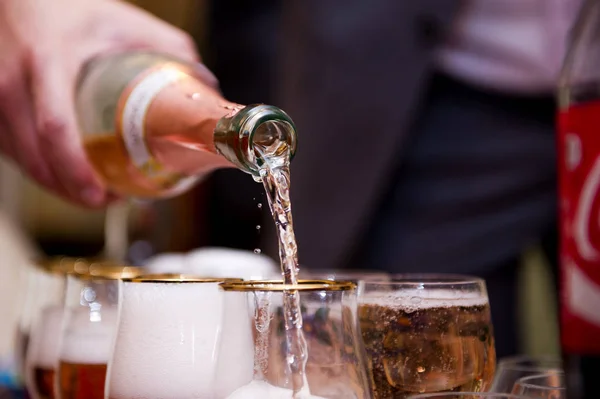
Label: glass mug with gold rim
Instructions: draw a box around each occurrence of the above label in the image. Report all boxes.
[24,257,118,399]
[214,279,373,399]
[104,274,243,399]
[55,265,142,399]
[357,274,496,398]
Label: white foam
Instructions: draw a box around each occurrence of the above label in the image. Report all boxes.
[144,247,280,280]
[144,253,187,274]
[359,288,489,311]
[226,381,328,399]
[59,306,118,364]
[107,280,252,399]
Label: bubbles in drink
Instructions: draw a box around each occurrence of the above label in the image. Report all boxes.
[358,290,496,397]
[256,225,261,230]
[254,248,262,254]
[257,203,263,209]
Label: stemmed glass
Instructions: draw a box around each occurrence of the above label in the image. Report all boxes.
[214,280,373,399]
[358,274,496,398]
[512,371,566,398]
[490,355,562,393]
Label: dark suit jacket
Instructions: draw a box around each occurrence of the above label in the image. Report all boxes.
[264,1,461,270]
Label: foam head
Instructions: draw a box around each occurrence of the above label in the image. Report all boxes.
[59,306,118,365]
[107,279,252,399]
[143,253,187,274]
[359,288,489,312]
[185,247,280,279]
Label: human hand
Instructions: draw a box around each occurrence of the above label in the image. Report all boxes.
[0,0,217,207]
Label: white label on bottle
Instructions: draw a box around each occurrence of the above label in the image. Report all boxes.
[121,68,183,169]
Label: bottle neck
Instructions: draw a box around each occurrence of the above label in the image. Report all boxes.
[118,66,240,176]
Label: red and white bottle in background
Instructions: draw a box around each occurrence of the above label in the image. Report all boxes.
[558,0,600,397]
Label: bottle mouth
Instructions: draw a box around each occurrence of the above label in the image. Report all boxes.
[241,105,298,173]
[214,104,297,176]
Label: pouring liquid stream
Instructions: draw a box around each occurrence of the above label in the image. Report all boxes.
[254,121,311,397]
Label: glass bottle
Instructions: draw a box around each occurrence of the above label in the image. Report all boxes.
[76,51,297,198]
[557,1,600,398]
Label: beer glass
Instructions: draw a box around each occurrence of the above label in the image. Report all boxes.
[24,257,82,399]
[299,269,390,283]
[105,274,241,399]
[511,372,566,398]
[56,265,142,399]
[16,259,68,384]
[490,355,562,393]
[215,280,372,399]
[407,394,531,398]
[358,274,496,398]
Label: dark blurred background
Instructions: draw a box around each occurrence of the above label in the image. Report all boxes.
[0,0,559,359]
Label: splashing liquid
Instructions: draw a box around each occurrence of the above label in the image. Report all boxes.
[254,121,310,398]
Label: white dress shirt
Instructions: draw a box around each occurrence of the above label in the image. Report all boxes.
[436,0,582,94]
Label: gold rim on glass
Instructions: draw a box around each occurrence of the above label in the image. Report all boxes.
[75,264,144,281]
[35,256,96,275]
[123,273,244,283]
[219,279,356,292]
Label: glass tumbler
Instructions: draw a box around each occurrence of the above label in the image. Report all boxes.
[105,274,241,399]
[24,257,81,399]
[358,274,496,398]
[490,355,563,393]
[512,371,566,398]
[214,280,372,399]
[56,265,142,399]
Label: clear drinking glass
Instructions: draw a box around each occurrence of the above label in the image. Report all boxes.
[511,372,566,398]
[24,257,79,399]
[407,393,532,399]
[299,269,390,283]
[17,258,67,388]
[214,280,373,399]
[56,265,142,399]
[24,258,123,399]
[490,355,563,393]
[105,274,241,399]
[358,274,496,398]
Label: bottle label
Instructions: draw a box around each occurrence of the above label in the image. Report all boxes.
[558,100,600,354]
[120,67,184,172]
